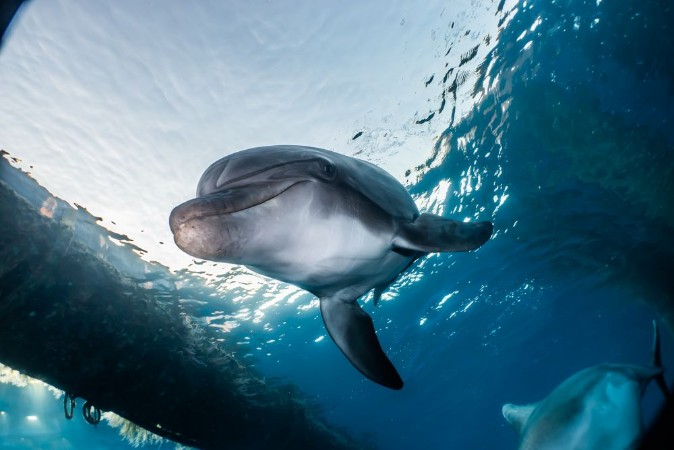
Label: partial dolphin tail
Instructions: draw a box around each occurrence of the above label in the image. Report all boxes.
[651,320,671,399]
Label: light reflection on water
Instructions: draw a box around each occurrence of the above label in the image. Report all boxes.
[1,0,522,369]
[177,1,523,347]
[0,0,513,274]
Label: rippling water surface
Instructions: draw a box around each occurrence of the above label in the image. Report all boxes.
[1,0,673,448]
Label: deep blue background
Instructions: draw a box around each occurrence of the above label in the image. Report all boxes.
[248,1,674,448]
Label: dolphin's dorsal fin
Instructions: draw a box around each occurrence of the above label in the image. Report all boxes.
[393,213,493,253]
[502,403,537,435]
[652,320,662,368]
[651,320,671,399]
[319,296,403,390]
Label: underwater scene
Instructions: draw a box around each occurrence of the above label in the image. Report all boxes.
[1,0,673,449]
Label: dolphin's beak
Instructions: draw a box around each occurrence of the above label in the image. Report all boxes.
[169,197,210,236]
[169,207,180,235]
[170,180,308,237]
[169,195,246,261]
[169,186,268,236]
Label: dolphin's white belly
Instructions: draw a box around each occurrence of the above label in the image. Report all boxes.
[233,184,411,295]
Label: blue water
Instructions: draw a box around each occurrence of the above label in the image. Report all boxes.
[202,1,673,448]
[1,0,673,448]
[238,0,674,448]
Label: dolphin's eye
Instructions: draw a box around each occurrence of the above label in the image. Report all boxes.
[322,162,336,177]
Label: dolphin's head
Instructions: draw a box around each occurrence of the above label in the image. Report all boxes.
[169,146,338,261]
[195,146,338,197]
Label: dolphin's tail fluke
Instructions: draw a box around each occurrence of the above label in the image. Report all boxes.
[651,320,671,399]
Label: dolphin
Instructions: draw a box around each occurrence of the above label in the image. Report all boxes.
[169,145,493,389]
[502,321,670,449]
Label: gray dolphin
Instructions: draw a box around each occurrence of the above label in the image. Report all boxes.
[169,145,493,389]
[502,321,670,449]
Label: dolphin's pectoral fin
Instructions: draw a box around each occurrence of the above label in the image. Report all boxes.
[319,297,403,390]
[502,403,537,435]
[393,213,493,253]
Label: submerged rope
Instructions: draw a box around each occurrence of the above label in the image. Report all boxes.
[82,400,102,425]
[63,393,76,420]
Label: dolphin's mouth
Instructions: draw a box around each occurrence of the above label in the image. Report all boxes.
[169,180,305,235]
